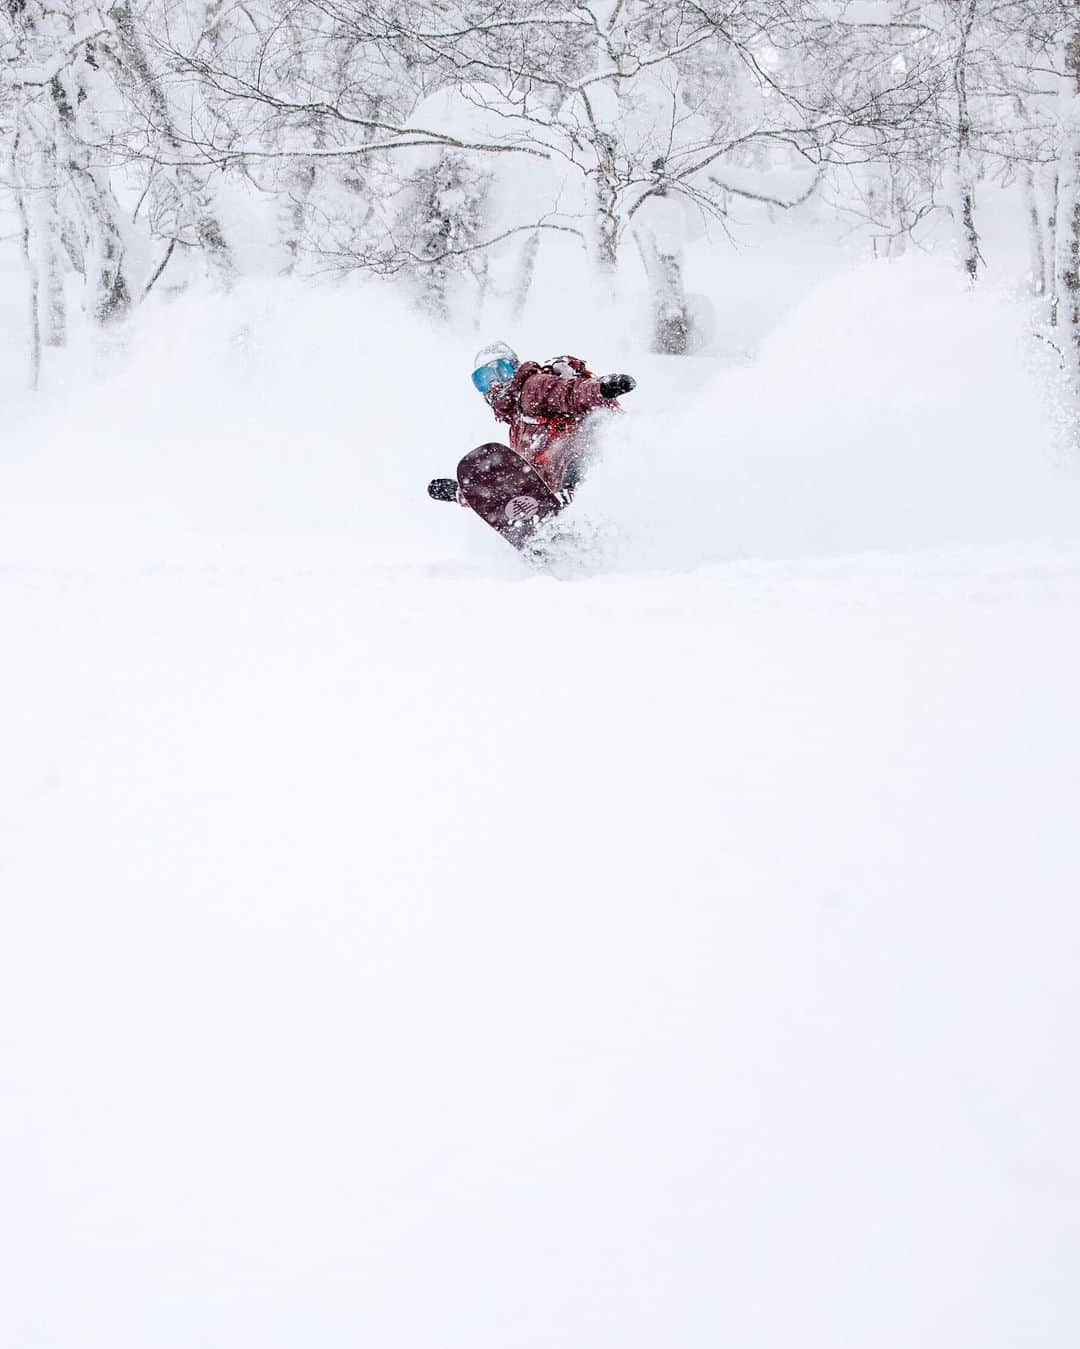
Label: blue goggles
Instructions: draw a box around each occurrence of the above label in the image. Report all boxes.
[472,357,518,394]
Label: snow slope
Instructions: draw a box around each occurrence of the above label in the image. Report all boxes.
[2,258,1079,1348]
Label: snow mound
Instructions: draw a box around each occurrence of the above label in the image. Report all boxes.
[586,258,1078,569]
[1,279,491,565]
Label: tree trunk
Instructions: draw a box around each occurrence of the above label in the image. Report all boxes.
[280,162,317,276]
[510,232,540,321]
[30,134,67,346]
[48,68,133,324]
[591,130,621,277]
[952,0,982,282]
[1022,163,1047,298]
[11,140,42,391]
[635,224,692,355]
[585,2,628,284]
[1054,28,1080,380]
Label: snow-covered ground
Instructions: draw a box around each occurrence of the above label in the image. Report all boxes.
[2,255,1079,1347]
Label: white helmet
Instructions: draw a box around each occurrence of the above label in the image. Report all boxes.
[471,341,520,396]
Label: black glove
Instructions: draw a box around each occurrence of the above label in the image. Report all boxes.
[599,373,636,399]
[428,478,459,502]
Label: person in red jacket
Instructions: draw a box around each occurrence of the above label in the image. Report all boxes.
[428,342,635,505]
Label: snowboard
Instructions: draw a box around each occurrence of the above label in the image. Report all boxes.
[456,443,565,550]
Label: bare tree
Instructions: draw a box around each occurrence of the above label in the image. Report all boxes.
[4,0,134,340]
[5,0,1080,388]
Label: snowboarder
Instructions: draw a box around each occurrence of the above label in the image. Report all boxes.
[427,343,636,548]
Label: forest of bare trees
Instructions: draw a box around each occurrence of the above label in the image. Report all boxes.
[3,1,1080,384]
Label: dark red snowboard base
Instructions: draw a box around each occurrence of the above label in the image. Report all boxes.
[456,443,564,551]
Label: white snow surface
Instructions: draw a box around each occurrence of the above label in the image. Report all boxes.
[2,256,1080,1347]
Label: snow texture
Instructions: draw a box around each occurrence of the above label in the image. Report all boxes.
[2,252,1080,1349]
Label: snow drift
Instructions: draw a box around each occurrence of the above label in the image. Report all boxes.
[1,256,1074,571]
[587,257,1077,569]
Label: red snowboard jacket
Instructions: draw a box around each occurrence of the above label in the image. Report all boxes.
[488,359,614,492]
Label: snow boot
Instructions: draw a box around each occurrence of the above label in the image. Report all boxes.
[428,478,459,502]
